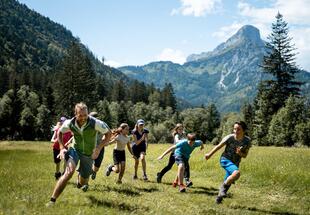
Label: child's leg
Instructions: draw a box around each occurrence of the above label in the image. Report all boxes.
[141,153,146,176]
[118,162,126,182]
[177,163,185,185]
[225,170,240,185]
[134,158,139,177]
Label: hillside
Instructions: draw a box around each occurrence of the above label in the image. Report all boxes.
[119,25,310,112]
[0,0,128,95]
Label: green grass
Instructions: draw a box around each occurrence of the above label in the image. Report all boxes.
[0,141,309,215]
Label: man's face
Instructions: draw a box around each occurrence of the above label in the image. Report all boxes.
[76,108,88,126]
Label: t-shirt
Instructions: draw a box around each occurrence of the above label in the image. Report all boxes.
[174,133,187,144]
[132,128,149,146]
[51,127,72,150]
[221,134,251,165]
[174,140,202,160]
[111,134,130,151]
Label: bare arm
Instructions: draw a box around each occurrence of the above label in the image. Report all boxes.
[133,133,145,145]
[204,141,226,160]
[92,131,112,160]
[157,145,176,160]
[127,142,133,155]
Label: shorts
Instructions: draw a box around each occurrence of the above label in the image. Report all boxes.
[220,157,239,181]
[175,156,189,167]
[132,143,146,159]
[53,149,61,164]
[113,149,126,164]
[65,148,93,179]
[93,147,105,168]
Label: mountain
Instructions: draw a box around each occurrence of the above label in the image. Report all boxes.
[119,25,310,112]
[0,0,128,93]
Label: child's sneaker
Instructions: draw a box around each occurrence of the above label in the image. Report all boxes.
[133,175,138,180]
[91,171,97,180]
[143,174,148,181]
[81,184,89,192]
[218,183,230,198]
[216,196,223,204]
[76,181,82,189]
[116,180,122,184]
[156,172,162,183]
[172,180,178,188]
[54,172,62,180]
[45,201,55,207]
[179,184,186,192]
[186,180,193,187]
[105,164,113,176]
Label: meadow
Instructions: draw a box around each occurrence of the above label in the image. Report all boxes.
[0,141,309,215]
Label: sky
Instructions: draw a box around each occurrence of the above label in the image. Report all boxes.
[18,0,310,71]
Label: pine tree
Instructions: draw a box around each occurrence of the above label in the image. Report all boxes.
[261,12,302,111]
[54,42,97,116]
[111,79,127,102]
[253,13,303,145]
[160,83,177,112]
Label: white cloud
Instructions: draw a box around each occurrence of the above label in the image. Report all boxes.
[156,48,186,64]
[238,0,310,25]
[171,0,222,17]
[290,27,310,70]
[236,0,310,70]
[105,60,122,68]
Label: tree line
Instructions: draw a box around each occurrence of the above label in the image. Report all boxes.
[0,12,309,147]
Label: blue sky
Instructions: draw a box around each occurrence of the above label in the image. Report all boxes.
[18,0,310,71]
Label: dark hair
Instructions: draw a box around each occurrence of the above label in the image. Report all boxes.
[187,133,196,141]
[234,121,247,131]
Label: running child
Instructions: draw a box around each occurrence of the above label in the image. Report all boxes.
[205,121,251,204]
[131,119,149,180]
[105,123,133,184]
[158,133,204,192]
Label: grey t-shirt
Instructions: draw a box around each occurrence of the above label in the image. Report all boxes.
[221,134,251,165]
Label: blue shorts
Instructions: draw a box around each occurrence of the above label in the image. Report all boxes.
[175,156,189,166]
[220,157,239,181]
[65,148,93,179]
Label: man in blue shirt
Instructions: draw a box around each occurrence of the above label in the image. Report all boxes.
[158,133,204,192]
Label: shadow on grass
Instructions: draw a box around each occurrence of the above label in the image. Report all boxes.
[88,196,149,212]
[190,186,218,196]
[229,204,301,215]
[92,184,141,196]
[132,186,159,193]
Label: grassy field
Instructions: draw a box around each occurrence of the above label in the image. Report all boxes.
[0,141,309,215]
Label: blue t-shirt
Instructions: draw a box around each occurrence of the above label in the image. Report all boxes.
[174,140,202,160]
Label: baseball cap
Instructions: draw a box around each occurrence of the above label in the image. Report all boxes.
[59,116,67,123]
[137,119,145,125]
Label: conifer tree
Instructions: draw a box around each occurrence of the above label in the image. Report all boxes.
[253,13,302,145]
[54,42,97,116]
